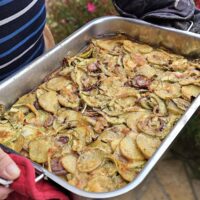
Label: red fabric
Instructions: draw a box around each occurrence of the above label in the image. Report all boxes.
[7,154,69,200]
[195,0,200,9]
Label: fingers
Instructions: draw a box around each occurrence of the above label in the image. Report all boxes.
[0,149,20,180]
[0,187,13,200]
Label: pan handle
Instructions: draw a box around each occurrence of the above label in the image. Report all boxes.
[0,144,45,187]
[0,173,45,188]
[187,21,194,32]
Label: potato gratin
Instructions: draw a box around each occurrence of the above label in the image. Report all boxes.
[0,36,200,192]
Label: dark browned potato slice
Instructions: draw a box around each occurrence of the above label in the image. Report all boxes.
[136,134,161,159]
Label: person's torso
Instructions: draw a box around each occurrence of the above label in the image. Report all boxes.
[0,0,46,80]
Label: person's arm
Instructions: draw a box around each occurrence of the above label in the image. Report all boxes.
[43,25,55,51]
[0,149,20,200]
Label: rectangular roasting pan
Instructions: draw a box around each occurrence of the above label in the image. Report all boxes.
[0,16,200,199]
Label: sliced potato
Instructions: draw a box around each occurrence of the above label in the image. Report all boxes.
[112,175,127,189]
[111,138,123,152]
[61,154,77,174]
[13,93,36,107]
[58,88,80,108]
[172,98,190,111]
[150,81,181,99]
[37,90,59,114]
[46,76,70,91]
[91,160,117,176]
[120,135,144,160]
[166,100,183,115]
[179,69,200,86]
[146,51,170,65]
[160,71,183,83]
[170,59,188,71]
[0,123,19,144]
[135,44,153,54]
[99,124,129,143]
[137,114,173,139]
[131,53,147,66]
[29,137,53,163]
[89,140,112,154]
[94,39,122,52]
[126,111,150,132]
[117,162,137,182]
[136,133,161,159]
[136,64,156,78]
[123,40,153,54]
[6,135,25,152]
[139,93,167,116]
[97,110,126,125]
[123,40,137,53]
[181,85,200,100]
[25,110,54,127]
[80,90,109,108]
[86,176,114,192]
[123,54,137,72]
[77,149,104,172]
[100,77,125,97]
[126,160,146,172]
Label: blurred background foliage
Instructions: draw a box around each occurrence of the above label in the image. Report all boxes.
[171,107,200,179]
[47,0,116,43]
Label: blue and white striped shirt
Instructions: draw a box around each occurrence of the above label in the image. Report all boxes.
[0,0,46,80]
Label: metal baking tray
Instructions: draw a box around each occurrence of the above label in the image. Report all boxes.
[0,16,200,199]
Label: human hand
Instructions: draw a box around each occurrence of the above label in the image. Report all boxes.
[0,149,20,200]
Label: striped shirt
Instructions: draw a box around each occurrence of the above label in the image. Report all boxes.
[0,0,46,81]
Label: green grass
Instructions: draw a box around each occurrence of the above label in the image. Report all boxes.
[47,0,117,43]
